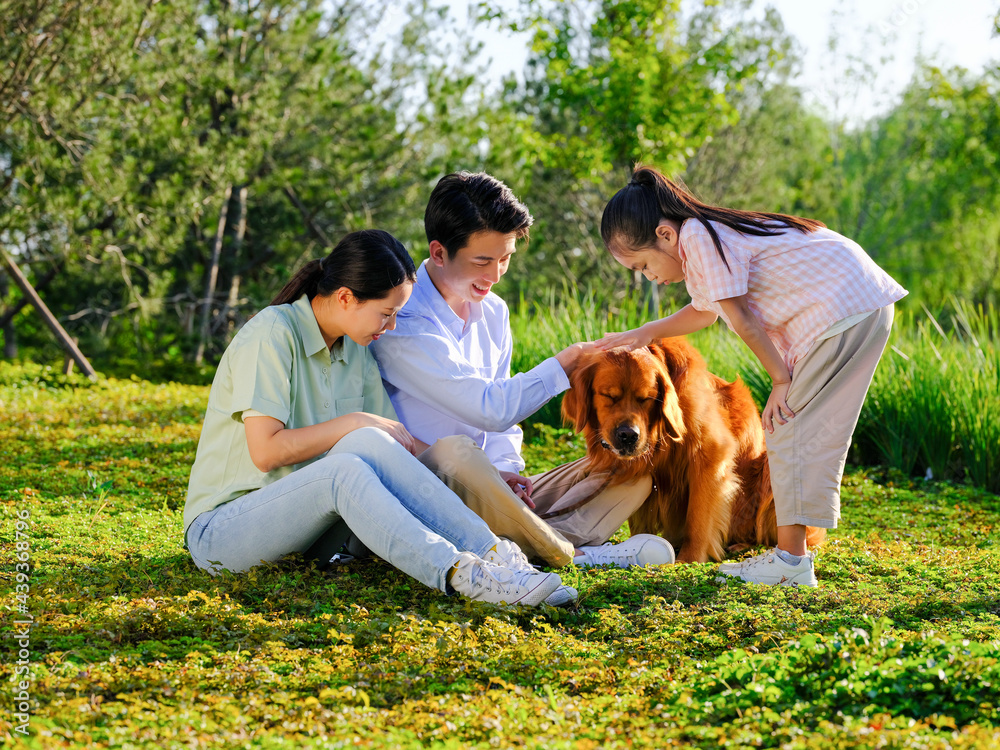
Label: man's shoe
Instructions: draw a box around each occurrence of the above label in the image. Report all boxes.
[485,539,578,607]
[575,534,675,568]
[716,548,818,587]
[450,552,562,606]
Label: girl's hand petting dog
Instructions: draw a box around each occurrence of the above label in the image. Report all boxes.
[596,326,653,352]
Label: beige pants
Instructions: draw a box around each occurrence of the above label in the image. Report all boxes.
[766,304,894,528]
[418,436,652,567]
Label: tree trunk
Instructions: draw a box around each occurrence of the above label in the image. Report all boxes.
[220,185,248,342]
[0,270,16,358]
[0,249,96,379]
[0,260,62,330]
[194,183,233,364]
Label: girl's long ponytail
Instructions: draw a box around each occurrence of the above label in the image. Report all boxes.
[602,165,825,269]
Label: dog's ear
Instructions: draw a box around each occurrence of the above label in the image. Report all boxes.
[655,364,687,442]
[647,339,690,383]
[561,356,598,432]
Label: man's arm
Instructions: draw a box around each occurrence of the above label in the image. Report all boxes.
[373,327,571,433]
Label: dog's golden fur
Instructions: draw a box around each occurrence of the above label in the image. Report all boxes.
[562,338,826,562]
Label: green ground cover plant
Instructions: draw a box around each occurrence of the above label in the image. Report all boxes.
[1,356,999,748]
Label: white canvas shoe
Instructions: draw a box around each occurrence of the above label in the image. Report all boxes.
[449,552,562,606]
[484,539,578,607]
[716,548,818,587]
[575,534,676,568]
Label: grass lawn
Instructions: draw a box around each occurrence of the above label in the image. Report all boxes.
[1,368,999,748]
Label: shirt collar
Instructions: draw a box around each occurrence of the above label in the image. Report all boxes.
[414,260,483,336]
[289,294,332,358]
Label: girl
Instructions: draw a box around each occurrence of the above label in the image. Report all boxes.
[597,166,906,587]
[183,229,563,606]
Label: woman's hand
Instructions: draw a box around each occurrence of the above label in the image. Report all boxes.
[761,381,795,434]
[352,413,419,455]
[595,324,652,352]
[499,470,535,509]
[245,411,422,472]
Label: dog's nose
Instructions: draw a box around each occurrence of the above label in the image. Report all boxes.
[615,423,640,451]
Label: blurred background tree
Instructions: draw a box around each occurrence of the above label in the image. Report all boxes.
[1,0,997,376]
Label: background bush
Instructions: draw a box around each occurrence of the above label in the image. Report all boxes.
[512,292,1000,492]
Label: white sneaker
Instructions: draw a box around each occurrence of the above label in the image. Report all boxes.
[484,539,578,607]
[716,548,817,587]
[575,534,675,568]
[449,552,562,606]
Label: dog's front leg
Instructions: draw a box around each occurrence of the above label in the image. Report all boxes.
[677,455,737,563]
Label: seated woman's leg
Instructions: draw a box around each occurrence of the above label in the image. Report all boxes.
[187,450,485,592]
[329,428,510,557]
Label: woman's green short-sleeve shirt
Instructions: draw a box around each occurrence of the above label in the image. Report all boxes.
[183,295,397,535]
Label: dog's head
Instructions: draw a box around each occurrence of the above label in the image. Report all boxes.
[562,345,687,464]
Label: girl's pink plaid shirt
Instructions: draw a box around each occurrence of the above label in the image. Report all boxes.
[678,219,907,372]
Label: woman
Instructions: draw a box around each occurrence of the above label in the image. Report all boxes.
[183,229,562,606]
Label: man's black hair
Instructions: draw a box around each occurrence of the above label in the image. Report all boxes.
[424,172,533,258]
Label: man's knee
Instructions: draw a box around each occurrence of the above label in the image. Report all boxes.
[419,435,490,477]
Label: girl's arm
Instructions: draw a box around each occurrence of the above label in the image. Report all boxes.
[596,303,718,351]
[715,295,794,434]
[244,412,418,473]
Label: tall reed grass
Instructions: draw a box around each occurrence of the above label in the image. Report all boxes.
[510,292,1000,493]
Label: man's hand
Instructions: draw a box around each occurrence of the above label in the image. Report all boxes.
[554,341,596,376]
[499,470,535,508]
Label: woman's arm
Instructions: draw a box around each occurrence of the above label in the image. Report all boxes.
[596,303,718,351]
[715,295,795,433]
[244,412,418,473]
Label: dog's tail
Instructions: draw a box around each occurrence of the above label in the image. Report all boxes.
[723,450,774,548]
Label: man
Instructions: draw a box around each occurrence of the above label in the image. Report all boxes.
[372,172,674,574]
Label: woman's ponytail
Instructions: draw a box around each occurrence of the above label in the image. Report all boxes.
[270,259,325,306]
[270,229,416,307]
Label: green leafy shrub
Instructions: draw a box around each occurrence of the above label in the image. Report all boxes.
[685,618,999,728]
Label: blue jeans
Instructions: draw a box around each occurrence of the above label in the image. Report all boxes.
[186,427,500,592]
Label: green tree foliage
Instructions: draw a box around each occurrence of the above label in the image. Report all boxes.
[1,0,484,369]
[480,0,798,307]
[2,0,998,372]
[832,66,1000,308]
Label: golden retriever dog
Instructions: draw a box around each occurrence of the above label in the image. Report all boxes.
[562,338,826,563]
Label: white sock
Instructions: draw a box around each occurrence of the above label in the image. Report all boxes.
[776,548,803,565]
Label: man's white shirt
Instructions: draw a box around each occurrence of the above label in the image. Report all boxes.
[370,260,570,473]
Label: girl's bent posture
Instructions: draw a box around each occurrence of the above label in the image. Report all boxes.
[184,229,562,606]
[598,167,907,587]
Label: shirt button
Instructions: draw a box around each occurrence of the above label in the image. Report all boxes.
[322,367,329,375]
[324,401,330,408]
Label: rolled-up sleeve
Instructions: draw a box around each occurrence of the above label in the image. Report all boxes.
[227,319,294,424]
[682,221,749,303]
